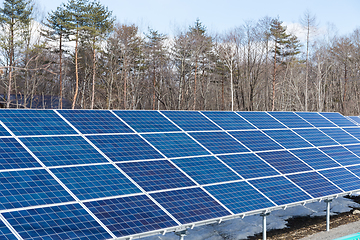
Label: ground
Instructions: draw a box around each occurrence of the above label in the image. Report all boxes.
[247,196,360,240]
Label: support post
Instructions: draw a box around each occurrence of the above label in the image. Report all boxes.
[175,229,187,240]
[324,199,332,231]
[260,212,270,240]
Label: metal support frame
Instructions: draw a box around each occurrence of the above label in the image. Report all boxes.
[260,212,270,240]
[175,229,188,240]
[324,199,332,231]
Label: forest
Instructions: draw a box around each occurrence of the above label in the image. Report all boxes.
[0,0,360,115]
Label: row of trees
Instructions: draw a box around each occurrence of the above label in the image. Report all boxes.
[1,0,360,115]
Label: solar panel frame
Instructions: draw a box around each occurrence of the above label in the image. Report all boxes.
[0,109,359,240]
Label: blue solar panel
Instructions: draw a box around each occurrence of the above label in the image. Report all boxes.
[319,146,360,166]
[290,148,340,170]
[3,204,112,240]
[114,110,180,133]
[51,164,141,200]
[268,112,314,128]
[218,153,280,179]
[84,195,178,237]
[21,136,109,166]
[263,130,313,149]
[237,112,286,129]
[345,145,360,158]
[320,128,360,145]
[87,134,163,161]
[230,130,283,152]
[348,116,360,125]
[249,176,311,205]
[293,128,338,147]
[320,168,360,192]
[0,125,10,136]
[59,110,133,134]
[257,151,312,174]
[118,160,195,191]
[320,112,358,127]
[201,111,255,130]
[151,188,230,224]
[172,156,241,185]
[347,165,360,179]
[142,133,209,158]
[341,127,360,140]
[0,138,41,170]
[0,109,76,136]
[189,132,249,154]
[205,181,275,214]
[295,112,336,128]
[0,169,74,210]
[161,111,221,131]
[0,220,16,240]
[287,172,342,198]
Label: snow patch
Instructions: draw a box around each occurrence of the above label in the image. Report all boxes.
[144,197,360,240]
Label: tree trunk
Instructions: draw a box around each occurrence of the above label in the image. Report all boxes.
[91,38,96,109]
[72,31,79,109]
[59,35,63,109]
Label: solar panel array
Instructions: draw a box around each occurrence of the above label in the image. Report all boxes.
[0,109,360,240]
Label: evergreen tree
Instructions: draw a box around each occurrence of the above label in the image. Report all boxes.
[64,0,89,109]
[270,18,290,111]
[0,0,33,108]
[85,1,115,109]
[43,5,70,109]
[145,29,167,110]
[188,19,212,110]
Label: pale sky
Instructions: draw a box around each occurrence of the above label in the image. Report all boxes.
[35,0,360,36]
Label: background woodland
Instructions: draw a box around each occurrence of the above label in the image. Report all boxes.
[1,0,360,115]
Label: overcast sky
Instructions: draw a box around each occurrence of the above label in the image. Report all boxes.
[36,0,360,36]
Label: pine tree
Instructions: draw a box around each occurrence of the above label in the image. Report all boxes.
[85,1,115,109]
[270,19,290,111]
[145,29,167,110]
[43,5,70,109]
[64,0,89,109]
[0,0,33,108]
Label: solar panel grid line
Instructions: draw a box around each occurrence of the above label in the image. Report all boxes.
[264,112,292,129]
[158,112,287,216]
[0,214,22,240]
[199,111,254,152]
[10,139,119,238]
[179,113,284,207]
[153,112,249,215]
[200,112,305,187]
[161,112,249,182]
[0,121,16,138]
[53,109,83,135]
[201,112,311,194]
[292,112,321,128]
[97,112,188,226]
[82,139,183,226]
[250,154,315,200]
[341,128,360,142]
